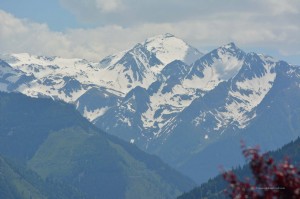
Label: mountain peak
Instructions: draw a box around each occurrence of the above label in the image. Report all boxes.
[145,33,175,42]
[223,42,237,49]
[143,33,203,65]
[143,33,180,47]
[163,33,175,38]
[217,42,243,54]
[215,42,245,59]
[100,34,202,72]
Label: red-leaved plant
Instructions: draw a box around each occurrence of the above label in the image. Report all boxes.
[223,142,300,199]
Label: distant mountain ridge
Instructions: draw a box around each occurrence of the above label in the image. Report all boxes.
[1,34,300,184]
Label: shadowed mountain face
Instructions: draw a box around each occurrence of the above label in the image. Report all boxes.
[0,92,195,199]
[1,35,300,184]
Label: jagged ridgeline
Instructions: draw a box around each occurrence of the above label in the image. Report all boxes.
[0,92,195,199]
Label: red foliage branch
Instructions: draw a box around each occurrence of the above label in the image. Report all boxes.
[223,142,300,199]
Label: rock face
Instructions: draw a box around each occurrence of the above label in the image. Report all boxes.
[1,34,300,183]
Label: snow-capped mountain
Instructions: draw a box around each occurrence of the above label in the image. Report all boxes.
[172,60,300,184]
[0,34,202,121]
[98,33,203,92]
[1,35,300,184]
[94,43,300,184]
[0,59,35,92]
[0,53,102,102]
[157,53,278,148]
[95,42,248,145]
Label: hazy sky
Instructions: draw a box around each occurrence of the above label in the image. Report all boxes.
[1,0,300,64]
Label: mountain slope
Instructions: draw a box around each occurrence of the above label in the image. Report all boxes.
[0,155,46,199]
[75,87,122,121]
[0,92,195,199]
[99,43,163,93]
[182,42,246,91]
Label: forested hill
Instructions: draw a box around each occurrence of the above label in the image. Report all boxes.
[0,92,194,199]
[0,154,84,199]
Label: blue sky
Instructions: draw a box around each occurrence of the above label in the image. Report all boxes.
[0,0,300,64]
[0,0,82,30]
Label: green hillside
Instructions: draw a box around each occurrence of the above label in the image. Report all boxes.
[0,92,194,199]
[0,155,46,199]
[0,155,84,199]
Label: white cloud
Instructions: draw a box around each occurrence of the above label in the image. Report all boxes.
[263,0,299,15]
[58,0,300,26]
[0,10,71,57]
[1,0,300,64]
[95,0,123,13]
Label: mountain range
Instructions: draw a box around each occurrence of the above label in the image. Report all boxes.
[1,33,300,184]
